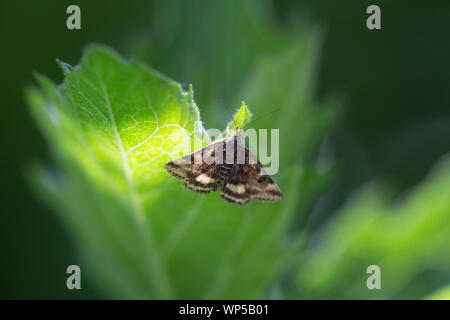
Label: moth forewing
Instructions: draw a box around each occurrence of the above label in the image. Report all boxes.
[204,140,224,165]
[235,140,247,165]
[224,137,236,165]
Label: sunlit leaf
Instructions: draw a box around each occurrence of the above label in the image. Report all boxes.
[225,101,251,136]
[26,30,333,299]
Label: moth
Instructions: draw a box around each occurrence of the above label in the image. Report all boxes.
[164,129,283,205]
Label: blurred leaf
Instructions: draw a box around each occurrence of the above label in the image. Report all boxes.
[295,154,450,299]
[237,28,339,166]
[26,36,335,299]
[426,285,450,300]
[225,101,251,136]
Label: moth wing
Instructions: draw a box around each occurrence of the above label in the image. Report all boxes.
[164,140,223,193]
[248,164,283,201]
[221,148,283,205]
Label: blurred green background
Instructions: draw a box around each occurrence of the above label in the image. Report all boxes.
[1,0,450,299]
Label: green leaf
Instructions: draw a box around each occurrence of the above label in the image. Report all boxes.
[225,101,251,136]
[294,154,450,299]
[26,35,334,299]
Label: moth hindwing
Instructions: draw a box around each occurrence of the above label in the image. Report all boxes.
[164,132,283,205]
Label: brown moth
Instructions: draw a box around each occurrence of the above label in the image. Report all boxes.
[164,130,283,205]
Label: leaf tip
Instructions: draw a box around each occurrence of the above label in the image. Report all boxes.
[224,101,252,136]
[56,59,73,76]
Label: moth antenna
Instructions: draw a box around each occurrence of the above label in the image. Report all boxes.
[243,108,281,130]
